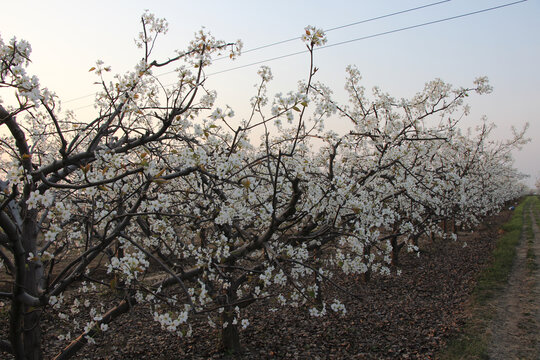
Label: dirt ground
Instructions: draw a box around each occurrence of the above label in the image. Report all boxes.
[487,207,540,359]
[1,208,531,359]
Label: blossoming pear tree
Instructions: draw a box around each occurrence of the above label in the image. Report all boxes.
[0,13,527,360]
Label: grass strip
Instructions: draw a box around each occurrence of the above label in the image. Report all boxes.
[439,196,534,359]
[534,195,540,223]
[526,196,539,272]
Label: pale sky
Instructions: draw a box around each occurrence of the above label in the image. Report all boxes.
[2,0,539,187]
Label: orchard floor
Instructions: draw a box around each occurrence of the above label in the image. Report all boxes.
[0,209,523,359]
[486,207,540,359]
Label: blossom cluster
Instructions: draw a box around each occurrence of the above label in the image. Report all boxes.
[0,15,528,358]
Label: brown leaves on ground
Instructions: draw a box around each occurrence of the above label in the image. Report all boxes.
[0,211,510,360]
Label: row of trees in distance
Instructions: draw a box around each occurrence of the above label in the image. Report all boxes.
[0,12,528,359]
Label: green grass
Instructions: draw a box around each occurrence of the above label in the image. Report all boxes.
[525,196,539,272]
[473,198,529,302]
[439,196,535,359]
[534,195,540,223]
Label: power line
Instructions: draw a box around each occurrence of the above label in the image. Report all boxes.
[213,0,452,58]
[64,0,451,104]
[71,0,528,111]
[319,0,528,51]
[207,0,528,76]
[154,1,452,79]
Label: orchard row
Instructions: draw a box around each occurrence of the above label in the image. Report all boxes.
[0,13,527,359]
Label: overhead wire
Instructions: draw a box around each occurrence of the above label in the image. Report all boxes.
[186,1,453,62]
[64,0,451,105]
[70,0,527,111]
[208,0,528,76]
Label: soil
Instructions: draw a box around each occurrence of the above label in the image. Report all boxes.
[486,208,540,359]
[0,208,530,359]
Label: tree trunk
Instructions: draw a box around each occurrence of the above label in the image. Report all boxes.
[2,106,44,360]
[361,245,372,283]
[10,235,43,360]
[314,249,322,305]
[23,307,42,360]
[390,235,400,267]
[23,212,43,360]
[361,270,371,283]
[443,219,448,233]
[219,287,241,354]
[221,308,241,355]
[452,216,458,233]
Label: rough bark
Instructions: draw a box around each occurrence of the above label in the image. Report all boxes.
[220,288,242,354]
[221,308,242,354]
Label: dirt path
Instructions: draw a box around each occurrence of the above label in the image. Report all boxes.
[487,208,540,359]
